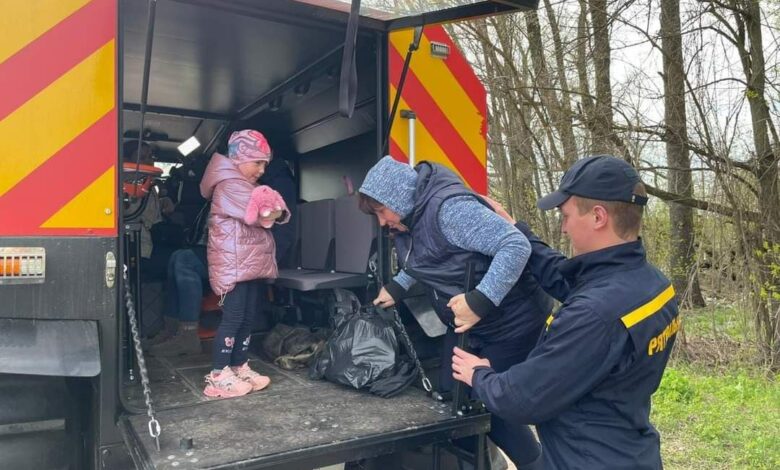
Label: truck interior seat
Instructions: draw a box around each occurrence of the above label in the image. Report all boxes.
[277,198,336,277]
[278,202,303,270]
[275,194,375,291]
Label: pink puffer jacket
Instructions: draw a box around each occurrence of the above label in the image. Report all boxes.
[200,153,289,295]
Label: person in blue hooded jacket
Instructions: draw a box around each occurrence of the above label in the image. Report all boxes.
[451,155,680,470]
[358,156,552,469]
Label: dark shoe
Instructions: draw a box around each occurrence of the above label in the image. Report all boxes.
[148,322,201,356]
[143,316,179,349]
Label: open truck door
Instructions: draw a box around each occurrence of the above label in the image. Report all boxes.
[2,1,537,469]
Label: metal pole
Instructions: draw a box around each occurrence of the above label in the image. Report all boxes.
[452,262,476,416]
[400,110,417,166]
[382,26,423,155]
[476,432,486,470]
[131,0,158,183]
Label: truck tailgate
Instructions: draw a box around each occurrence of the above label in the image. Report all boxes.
[120,353,489,469]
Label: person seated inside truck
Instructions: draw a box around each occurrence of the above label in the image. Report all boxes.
[359,156,551,470]
[145,222,209,356]
[123,141,177,279]
[148,137,298,358]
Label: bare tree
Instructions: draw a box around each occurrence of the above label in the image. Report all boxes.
[452,0,779,367]
[587,0,616,154]
[661,0,706,307]
[526,8,578,165]
[702,0,780,367]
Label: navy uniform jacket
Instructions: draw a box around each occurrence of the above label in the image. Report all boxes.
[471,225,679,470]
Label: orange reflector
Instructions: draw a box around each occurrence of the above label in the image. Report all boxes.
[0,247,46,284]
[1,258,20,276]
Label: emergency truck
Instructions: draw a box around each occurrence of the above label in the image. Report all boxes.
[0,1,536,468]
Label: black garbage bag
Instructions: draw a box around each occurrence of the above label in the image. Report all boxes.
[310,289,417,397]
[369,360,418,398]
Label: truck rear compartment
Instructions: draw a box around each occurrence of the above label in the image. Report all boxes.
[119,2,494,467]
[121,350,489,469]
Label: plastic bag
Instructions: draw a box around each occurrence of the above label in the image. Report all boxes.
[310,289,416,396]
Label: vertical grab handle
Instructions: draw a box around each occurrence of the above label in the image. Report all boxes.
[452,262,476,416]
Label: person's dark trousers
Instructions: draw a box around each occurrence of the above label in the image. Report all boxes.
[439,329,542,469]
[164,246,208,322]
[212,280,259,370]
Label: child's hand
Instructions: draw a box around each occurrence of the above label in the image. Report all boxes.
[245,185,288,227]
[258,210,283,228]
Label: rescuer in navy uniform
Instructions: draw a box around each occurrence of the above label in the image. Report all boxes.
[452,155,680,470]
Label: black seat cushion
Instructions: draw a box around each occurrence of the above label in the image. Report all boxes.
[274,271,367,291]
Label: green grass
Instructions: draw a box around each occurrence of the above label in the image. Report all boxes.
[653,364,780,469]
[682,304,752,341]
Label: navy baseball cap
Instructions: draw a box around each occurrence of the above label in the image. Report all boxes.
[537,155,648,210]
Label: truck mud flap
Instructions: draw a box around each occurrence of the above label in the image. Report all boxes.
[0,319,100,377]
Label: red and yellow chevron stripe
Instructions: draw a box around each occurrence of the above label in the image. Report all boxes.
[0,0,117,236]
[389,25,487,194]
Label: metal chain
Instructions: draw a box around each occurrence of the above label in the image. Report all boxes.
[368,255,432,392]
[123,265,161,452]
[390,307,433,392]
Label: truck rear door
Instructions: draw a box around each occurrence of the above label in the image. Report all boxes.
[293,0,536,30]
[388,25,489,194]
[295,0,513,193]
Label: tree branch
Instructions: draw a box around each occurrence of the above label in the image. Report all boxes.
[644,183,759,221]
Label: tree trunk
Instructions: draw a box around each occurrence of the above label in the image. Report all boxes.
[587,0,615,154]
[707,0,780,367]
[660,0,706,308]
[530,4,578,166]
[739,0,780,368]
[576,0,595,155]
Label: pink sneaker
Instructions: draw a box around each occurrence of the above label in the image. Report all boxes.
[231,362,271,392]
[203,366,252,398]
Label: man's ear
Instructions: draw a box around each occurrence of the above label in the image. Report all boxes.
[592,205,609,230]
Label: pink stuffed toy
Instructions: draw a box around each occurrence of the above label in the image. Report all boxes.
[244,185,288,228]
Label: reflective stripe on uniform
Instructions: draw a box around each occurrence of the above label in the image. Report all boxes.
[620,285,676,328]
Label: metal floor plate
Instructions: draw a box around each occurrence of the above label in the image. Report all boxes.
[121,352,489,470]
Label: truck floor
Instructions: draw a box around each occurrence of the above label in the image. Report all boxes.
[121,351,489,469]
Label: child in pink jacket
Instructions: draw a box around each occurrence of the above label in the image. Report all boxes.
[199,129,289,398]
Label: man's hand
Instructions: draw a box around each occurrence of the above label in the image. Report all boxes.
[448,293,481,333]
[481,196,516,224]
[452,347,491,387]
[373,286,396,308]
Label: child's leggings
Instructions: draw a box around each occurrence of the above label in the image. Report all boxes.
[212,281,258,369]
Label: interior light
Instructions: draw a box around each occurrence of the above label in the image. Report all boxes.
[178,136,201,156]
